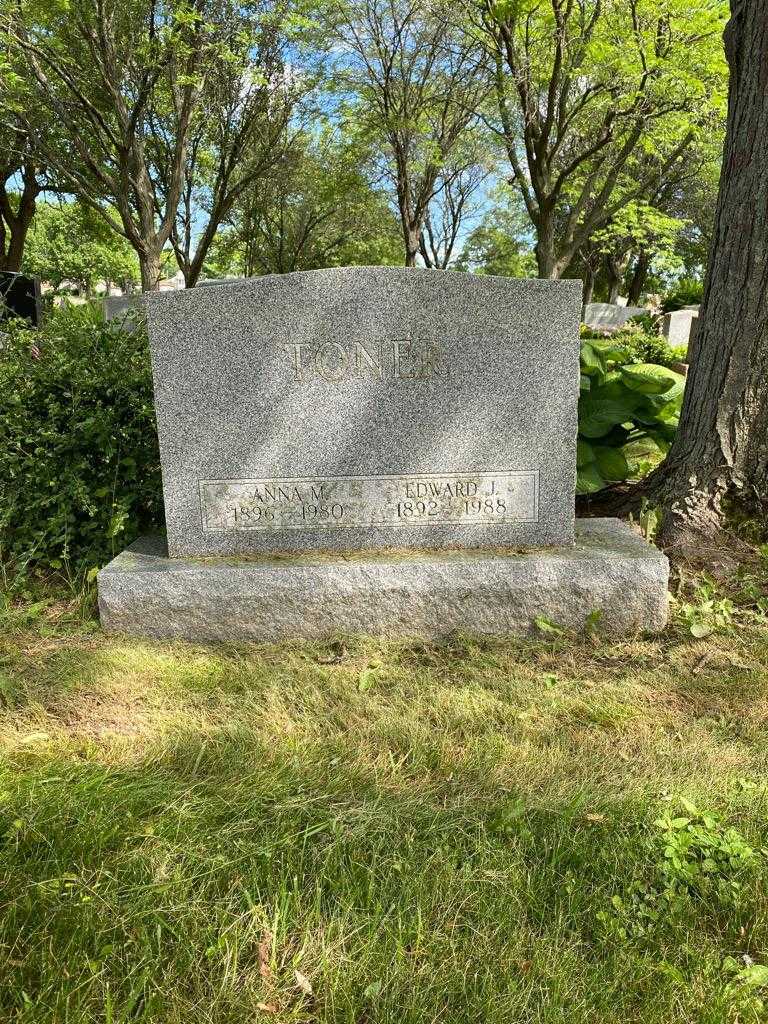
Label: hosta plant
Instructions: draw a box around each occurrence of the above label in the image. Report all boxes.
[577,339,685,494]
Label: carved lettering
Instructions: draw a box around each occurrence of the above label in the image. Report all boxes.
[200,472,538,533]
[354,340,384,377]
[281,338,446,382]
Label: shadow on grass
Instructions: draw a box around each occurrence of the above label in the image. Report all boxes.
[1,628,768,1022]
[1,708,768,1024]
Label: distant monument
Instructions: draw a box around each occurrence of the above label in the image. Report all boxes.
[98,268,668,641]
[583,301,645,331]
[662,306,699,349]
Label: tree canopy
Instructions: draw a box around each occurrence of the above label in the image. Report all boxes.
[0,0,728,296]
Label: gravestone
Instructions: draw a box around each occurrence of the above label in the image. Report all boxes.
[662,307,699,348]
[104,293,143,321]
[0,272,41,326]
[98,267,669,641]
[198,276,243,287]
[583,302,644,331]
[149,268,578,556]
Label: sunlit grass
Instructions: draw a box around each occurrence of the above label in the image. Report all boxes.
[1,593,768,1022]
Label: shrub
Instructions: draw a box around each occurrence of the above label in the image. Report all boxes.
[0,304,162,575]
[662,278,704,313]
[578,337,685,494]
[583,319,687,369]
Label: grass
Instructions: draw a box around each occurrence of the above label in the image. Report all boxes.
[1,575,768,1022]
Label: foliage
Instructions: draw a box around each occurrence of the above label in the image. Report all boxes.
[597,799,761,943]
[455,186,536,277]
[672,134,723,278]
[584,321,688,369]
[592,201,685,276]
[676,582,736,638]
[206,129,402,276]
[662,277,704,312]
[334,0,488,265]
[475,0,729,277]
[0,305,161,576]
[22,200,139,293]
[5,0,304,289]
[577,338,685,493]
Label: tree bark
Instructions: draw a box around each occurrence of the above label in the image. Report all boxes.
[0,148,41,273]
[404,224,421,267]
[581,265,595,313]
[640,0,768,557]
[627,250,650,306]
[605,255,626,304]
[535,210,560,278]
[139,249,163,293]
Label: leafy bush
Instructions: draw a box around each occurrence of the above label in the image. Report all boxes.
[662,277,703,313]
[614,327,682,369]
[583,319,686,369]
[578,337,685,494]
[0,304,162,575]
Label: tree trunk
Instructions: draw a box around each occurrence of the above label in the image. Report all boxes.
[646,0,768,556]
[605,256,623,304]
[404,225,420,267]
[535,212,560,278]
[139,249,163,292]
[582,266,595,314]
[0,162,40,273]
[627,250,650,306]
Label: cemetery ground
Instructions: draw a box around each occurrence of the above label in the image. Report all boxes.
[1,562,768,1023]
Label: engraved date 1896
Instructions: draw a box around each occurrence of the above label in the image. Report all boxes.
[199,471,538,533]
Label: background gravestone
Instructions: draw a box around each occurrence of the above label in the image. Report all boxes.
[662,307,699,348]
[583,302,644,331]
[145,268,582,557]
[0,272,41,326]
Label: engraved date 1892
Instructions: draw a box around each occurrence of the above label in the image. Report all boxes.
[396,496,508,519]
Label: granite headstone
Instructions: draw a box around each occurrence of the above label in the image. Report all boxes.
[145,268,582,558]
[104,293,143,321]
[662,307,699,347]
[99,266,669,641]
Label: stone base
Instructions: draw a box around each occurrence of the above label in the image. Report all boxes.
[97,518,669,642]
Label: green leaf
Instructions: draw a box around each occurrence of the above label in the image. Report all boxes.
[580,342,606,377]
[534,616,565,635]
[576,462,607,494]
[586,338,630,362]
[594,445,630,482]
[734,964,768,989]
[576,439,596,467]
[357,667,379,692]
[584,608,603,633]
[619,363,684,396]
[690,622,713,638]
[578,381,641,437]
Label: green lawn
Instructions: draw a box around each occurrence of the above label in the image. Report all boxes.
[1,584,768,1023]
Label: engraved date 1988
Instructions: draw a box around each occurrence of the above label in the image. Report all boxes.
[200,471,538,532]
